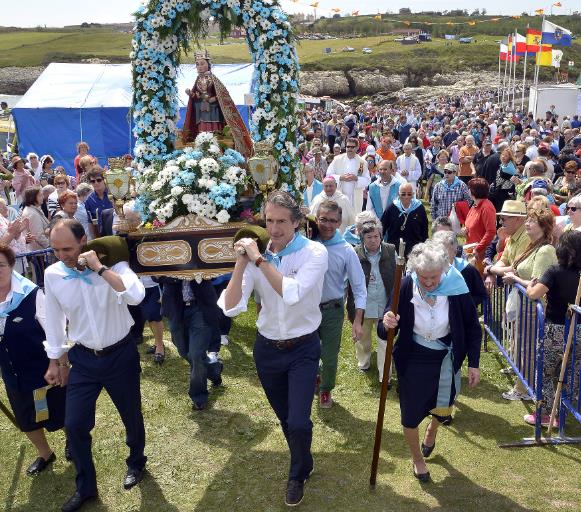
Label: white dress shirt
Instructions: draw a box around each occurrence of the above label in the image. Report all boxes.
[326,153,370,207]
[411,282,450,341]
[218,240,328,340]
[0,275,46,335]
[44,261,145,359]
[309,190,355,233]
[395,154,422,187]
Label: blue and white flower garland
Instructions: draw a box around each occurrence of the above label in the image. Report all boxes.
[131,0,302,202]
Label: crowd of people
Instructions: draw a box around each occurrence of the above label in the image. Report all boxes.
[1,91,581,510]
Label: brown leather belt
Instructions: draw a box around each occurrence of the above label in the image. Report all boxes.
[75,333,132,357]
[257,331,317,350]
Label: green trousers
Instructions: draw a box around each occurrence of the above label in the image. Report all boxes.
[318,304,345,393]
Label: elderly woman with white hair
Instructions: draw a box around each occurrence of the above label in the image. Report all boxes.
[380,240,481,482]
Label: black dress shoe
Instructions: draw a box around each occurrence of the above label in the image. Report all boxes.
[123,467,145,490]
[145,345,156,355]
[210,361,224,387]
[421,440,436,458]
[285,479,305,507]
[153,352,165,365]
[26,452,56,475]
[413,468,431,483]
[61,492,97,512]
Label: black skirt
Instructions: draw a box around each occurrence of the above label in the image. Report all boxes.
[399,342,457,429]
[4,383,66,433]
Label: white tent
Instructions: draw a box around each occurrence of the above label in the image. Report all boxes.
[12,62,255,173]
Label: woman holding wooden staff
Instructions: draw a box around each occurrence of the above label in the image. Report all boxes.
[380,240,481,482]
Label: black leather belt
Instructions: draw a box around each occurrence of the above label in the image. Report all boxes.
[75,333,132,357]
[320,298,343,310]
[257,331,317,350]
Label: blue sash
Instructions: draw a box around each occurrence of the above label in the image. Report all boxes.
[303,180,323,208]
[0,271,37,318]
[342,225,360,246]
[413,333,462,412]
[264,233,310,268]
[368,183,384,218]
[442,176,462,191]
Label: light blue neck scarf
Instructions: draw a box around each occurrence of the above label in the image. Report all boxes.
[453,257,469,272]
[443,176,462,191]
[500,161,517,176]
[264,233,310,268]
[0,271,37,318]
[318,229,345,247]
[394,197,422,217]
[412,265,468,298]
[61,261,93,285]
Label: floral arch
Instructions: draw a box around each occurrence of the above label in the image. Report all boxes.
[131,0,302,200]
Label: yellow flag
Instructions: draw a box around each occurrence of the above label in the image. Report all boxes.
[468,21,476,26]
[536,47,553,66]
[310,1,319,7]
[374,15,381,21]
[331,8,341,12]
[535,8,545,15]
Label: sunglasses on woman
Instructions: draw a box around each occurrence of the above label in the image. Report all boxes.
[566,206,578,213]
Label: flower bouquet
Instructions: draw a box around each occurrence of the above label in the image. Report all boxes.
[126,132,256,281]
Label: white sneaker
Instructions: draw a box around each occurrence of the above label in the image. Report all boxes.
[502,389,533,401]
[220,335,229,346]
[207,351,219,364]
[500,367,515,375]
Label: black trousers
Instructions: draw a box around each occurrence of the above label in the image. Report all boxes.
[65,339,146,497]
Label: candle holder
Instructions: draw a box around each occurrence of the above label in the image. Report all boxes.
[104,166,133,234]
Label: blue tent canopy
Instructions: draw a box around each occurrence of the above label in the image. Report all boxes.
[12,62,255,175]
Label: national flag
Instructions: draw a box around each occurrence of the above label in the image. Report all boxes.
[535,9,544,15]
[310,2,319,7]
[374,15,381,21]
[513,33,527,55]
[500,44,519,62]
[351,10,359,16]
[468,21,476,26]
[526,28,542,52]
[552,49,563,67]
[331,8,341,12]
[553,2,562,7]
[542,19,572,46]
[535,46,559,66]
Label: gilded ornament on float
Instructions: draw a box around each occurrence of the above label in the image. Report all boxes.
[104,164,134,234]
[247,140,279,195]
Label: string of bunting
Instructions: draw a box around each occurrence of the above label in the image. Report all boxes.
[282,1,566,27]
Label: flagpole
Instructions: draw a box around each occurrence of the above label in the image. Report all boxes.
[507,34,513,108]
[521,24,529,112]
[502,37,509,106]
[497,51,502,104]
[512,29,518,109]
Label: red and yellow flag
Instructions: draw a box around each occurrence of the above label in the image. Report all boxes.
[535,8,545,15]
[553,2,562,7]
[535,45,554,66]
[526,28,542,52]
[351,10,359,16]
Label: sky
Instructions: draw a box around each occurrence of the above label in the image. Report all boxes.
[3,1,572,28]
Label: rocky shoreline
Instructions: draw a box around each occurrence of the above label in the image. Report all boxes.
[0,65,504,103]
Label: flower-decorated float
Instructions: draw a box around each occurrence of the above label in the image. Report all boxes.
[118,0,302,280]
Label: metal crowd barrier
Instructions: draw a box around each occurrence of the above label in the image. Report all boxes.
[556,304,581,444]
[483,283,546,446]
[15,248,54,287]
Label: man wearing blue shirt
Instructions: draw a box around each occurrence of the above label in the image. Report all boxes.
[315,200,367,409]
[83,169,112,238]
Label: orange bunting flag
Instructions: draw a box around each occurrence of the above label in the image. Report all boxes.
[374,15,381,21]
[535,8,545,15]
[351,10,359,16]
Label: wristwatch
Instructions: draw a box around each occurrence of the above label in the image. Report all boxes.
[97,265,110,276]
[255,256,265,268]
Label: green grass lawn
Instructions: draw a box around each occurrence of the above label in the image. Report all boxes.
[1,28,580,77]
[1,301,581,511]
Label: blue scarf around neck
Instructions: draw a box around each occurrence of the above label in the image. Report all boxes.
[453,257,469,272]
[264,233,310,268]
[443,176,462,191]
[393,197,422,217]
[0,271,37,318]
[60,261,93,285]
[318,229,345,247]
[412,265,468,298]
[500,161,517,176]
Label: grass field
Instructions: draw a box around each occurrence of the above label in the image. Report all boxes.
[1,302,581,512]
[1,28,580,77]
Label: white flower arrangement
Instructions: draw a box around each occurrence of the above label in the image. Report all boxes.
[133,133,249,225]
[131,0,301,203]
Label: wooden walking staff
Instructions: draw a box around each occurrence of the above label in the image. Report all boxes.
[370,238,406,488]
[0,397,18,429]
[547,275,581,438]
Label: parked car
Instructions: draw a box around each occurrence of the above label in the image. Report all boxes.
[342,47,355,52]
[362,47,373,54]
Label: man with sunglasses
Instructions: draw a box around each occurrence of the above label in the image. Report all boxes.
[84,169,112,239]
[430,163,472,220]
[326,137,370,210]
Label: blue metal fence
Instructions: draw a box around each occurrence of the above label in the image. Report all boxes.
[483,283,546,445]
[15,248,54,287]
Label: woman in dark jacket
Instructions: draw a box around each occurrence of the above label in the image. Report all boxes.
[379,240,481,482]
[0,245,68,475]
[381,182,428,258]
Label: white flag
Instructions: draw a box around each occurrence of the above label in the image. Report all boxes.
[552,49,563,68]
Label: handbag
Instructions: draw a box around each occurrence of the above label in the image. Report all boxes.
[505,286,519,322]
[448,204,461,234]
